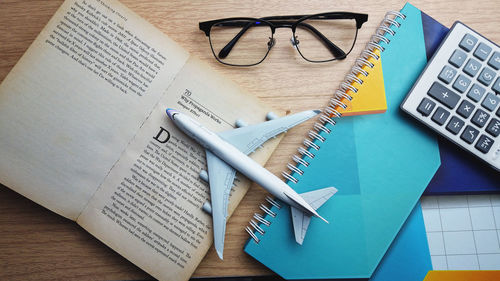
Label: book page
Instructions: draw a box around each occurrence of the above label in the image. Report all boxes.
[77,57,282,281]
[0,0,188,220]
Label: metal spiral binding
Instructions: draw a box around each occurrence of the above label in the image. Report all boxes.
[308,131,326,142]
[266,196,282,209]
[345,73,364,85]
[361,49,379,61]
[319,113,336,126]
[313,123,331,134]
[245,197,282,243]
[260,204,277,217]
[245,226,260,243]
[250,220,265,234]
[254,213,271,226]
[287,163,304,175]
[246,11,406,244]
[292,154,310,167]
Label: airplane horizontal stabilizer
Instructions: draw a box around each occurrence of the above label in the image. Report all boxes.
[300,187,338,210]
[291,187,337,245]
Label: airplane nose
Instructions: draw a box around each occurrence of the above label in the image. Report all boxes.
[166,108,178,120]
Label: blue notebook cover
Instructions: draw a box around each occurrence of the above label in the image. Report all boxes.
[244,3,441,279]
[368,203,432,281]
[246,203,432,281]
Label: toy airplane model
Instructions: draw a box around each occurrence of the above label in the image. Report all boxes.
[166,108,337,259]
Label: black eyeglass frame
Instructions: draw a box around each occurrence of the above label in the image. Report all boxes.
[199,12,368,66]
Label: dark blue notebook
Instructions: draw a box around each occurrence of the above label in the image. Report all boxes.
[424,137,500,194]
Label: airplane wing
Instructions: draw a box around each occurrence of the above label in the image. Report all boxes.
[291,187,337,245]
[218,110,320,155]
[205,150,236,260]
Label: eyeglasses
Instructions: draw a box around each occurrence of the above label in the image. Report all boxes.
[199,12,368,66]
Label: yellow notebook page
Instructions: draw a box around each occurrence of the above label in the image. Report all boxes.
[336,49,387,116]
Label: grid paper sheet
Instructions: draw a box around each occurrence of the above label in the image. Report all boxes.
[421,194,500,270]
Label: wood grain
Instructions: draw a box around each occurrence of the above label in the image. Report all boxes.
[0,0,499,279]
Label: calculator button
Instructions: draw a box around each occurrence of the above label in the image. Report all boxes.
[446,116,465,135]
[488,51,500,70]
[486,118,500,137]
[493,77,500,94]
[463,58,481,77]
[459,34,478,52]
[467,84,486,102]
[471,108,490,128]
[431,107,450,125]
[449,49,467,68]
[481,93,499,112]
[475,135,494,153]
[461,125,480,144]
[417,98,436,116]
[438,65,457,84]
[453,74,471,93]
[473,43,492,61]
[457,99,475,118]
[478,67,496,86]
[428,82,460,109]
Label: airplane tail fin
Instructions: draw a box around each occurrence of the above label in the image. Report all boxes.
[300,187,337,210]
[291,187,337,245]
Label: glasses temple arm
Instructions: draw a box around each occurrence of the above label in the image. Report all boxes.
[296,22,346,58]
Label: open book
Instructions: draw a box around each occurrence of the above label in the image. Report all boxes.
[0,0,283,280]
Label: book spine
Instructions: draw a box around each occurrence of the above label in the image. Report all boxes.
[246,11,407,243]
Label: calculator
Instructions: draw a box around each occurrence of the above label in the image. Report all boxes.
[401,21,500,171]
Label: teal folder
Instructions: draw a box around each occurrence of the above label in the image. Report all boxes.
[244,3,441,279]
[369,203,432,281]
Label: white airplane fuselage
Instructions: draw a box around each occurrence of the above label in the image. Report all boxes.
[168,110,324,221]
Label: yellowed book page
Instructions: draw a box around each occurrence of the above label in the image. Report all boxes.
[0,0,188,220]
[77,57,282,281]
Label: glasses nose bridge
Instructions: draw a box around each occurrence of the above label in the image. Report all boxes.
[274,25,293,30]
[269,24,295,43]
[268,21,295,32]
[270,24,298,48]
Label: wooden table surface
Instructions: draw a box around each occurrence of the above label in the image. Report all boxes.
[0,0,499,280]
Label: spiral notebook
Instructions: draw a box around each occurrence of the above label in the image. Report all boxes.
[244,3,443,279]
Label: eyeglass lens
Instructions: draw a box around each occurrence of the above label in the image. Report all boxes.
[209,20,273,66]
[294,17,357,62]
